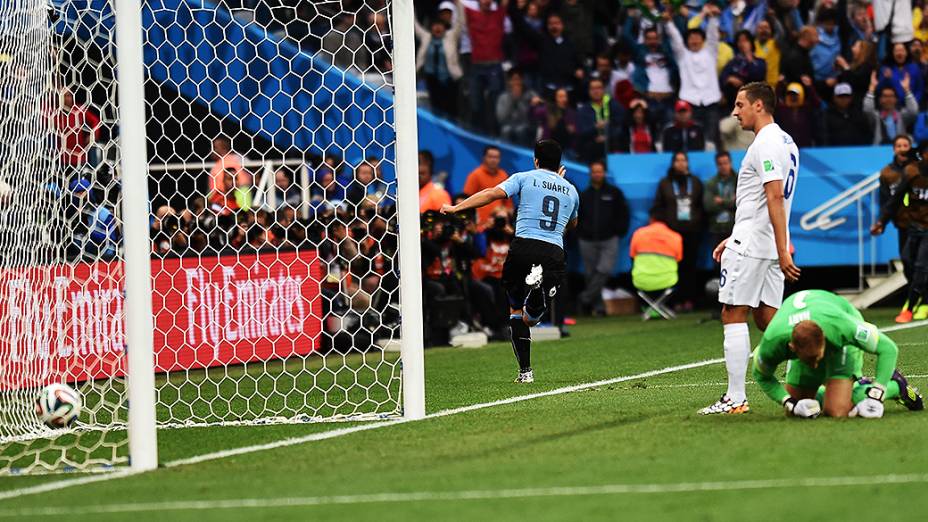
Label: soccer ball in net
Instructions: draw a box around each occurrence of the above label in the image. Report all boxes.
[35,383,82,429]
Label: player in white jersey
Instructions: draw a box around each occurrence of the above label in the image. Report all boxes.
[699,82,802,415]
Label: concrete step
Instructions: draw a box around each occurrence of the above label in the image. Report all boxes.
[849,270,908,309]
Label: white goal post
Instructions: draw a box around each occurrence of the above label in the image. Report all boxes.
[0,0,425,475]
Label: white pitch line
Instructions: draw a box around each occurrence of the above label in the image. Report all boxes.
[639,374,928,390]
[0,469,140,502]
[881,320,928,333]
[4,473,928,517]
[0,358,724,500]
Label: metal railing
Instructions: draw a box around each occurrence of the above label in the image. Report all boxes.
[798,171,883,292]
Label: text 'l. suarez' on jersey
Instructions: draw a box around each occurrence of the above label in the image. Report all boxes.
[498,169,580,249]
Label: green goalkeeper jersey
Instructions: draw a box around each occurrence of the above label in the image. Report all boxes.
[751,290,899,403]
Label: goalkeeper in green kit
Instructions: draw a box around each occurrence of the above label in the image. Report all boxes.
[752,290,924,418]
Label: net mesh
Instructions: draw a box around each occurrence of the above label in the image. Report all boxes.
[0,0,404,474]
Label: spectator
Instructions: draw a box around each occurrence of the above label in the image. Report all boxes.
[365,156,396,210]
[462,145,512,228]
[462,0,508,133]
[754,18,784,87]
[209,136,247,197]
[54,87,101,174]
[496,70,542,145]
[263,167,302,211]
[780,25,818,84]
[702,151,737,249]
[319,14,371,76]
[576,160,630,315]
[532,88,578,154]
[622,0,663,44]
[576,78,626,162]
[873,0,914,45]
[310,167,345,212]
[509,6,584,97]
[652,151,705,307]
[719,114,755,151]
[910,39,928,89]
[776,80,820,148]
[837,39,877,109]
[559,0,594,61]
[810,8,842,90]
[663,5,723,148]
[619,98,657,153]
[844,3,874,53]
[661,100,706,152]
[66,177,118,261]
[208,169,242,216]
[510,0,545,89]
[631,26,678,131]
[870,134,914,268]
[593,52,623,103]
[418,150,451,213]
[414,1,464,118]
[346,162,377,207]
[880,42,924,107]
[916,0,928,42]
[864,71,919,144]
[611,45,638,106]
[822,82,873,145]
[720,30,767,106]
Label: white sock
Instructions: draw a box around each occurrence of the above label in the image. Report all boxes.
[723,323,751,403]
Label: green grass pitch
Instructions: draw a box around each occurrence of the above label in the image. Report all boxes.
[0,309,926,521]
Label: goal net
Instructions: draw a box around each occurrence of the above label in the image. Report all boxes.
[0,0,421,475]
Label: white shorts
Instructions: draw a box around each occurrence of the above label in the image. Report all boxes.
[717,248,784,308]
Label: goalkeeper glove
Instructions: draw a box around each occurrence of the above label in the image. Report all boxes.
[850,385,885,419]
[782,397,821,418]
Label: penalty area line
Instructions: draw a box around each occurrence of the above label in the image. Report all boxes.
[3,473,928,517]
[0,358,724,501]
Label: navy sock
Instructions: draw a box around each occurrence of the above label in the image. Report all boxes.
[509,315,532,371]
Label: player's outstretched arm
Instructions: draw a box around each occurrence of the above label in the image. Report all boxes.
[763,180,800,282]
[751,352,789,405]
[855,324,899,389]
[440,187,507,215]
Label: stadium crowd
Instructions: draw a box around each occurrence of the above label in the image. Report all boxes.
[50,0,928,347]
[401,0,928,157]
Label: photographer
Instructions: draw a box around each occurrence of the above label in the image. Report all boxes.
[472,207,514,338]
[151,205,186,257]
[449,204,502,336]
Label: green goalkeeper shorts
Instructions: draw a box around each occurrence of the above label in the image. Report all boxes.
[785,346,864,391]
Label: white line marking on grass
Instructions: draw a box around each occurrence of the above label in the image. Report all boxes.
[0,469,139,502]
[4,473,928,517]
[0,358,724,501]
[881,320,928,333]
[640,374,928,390]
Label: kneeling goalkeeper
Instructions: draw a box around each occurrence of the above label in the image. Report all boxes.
[752,289,923,418]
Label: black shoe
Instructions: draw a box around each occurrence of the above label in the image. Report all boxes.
[892,370,924,411]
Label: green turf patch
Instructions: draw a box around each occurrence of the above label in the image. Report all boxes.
[0,310,925,520]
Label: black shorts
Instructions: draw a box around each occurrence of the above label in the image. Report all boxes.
[502,237,566,309]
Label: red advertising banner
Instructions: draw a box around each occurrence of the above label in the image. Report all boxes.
[0,251,323,390]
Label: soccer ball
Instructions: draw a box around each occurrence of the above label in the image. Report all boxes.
[35,383,82,428]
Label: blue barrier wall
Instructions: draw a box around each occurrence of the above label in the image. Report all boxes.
[602,146,897,272]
